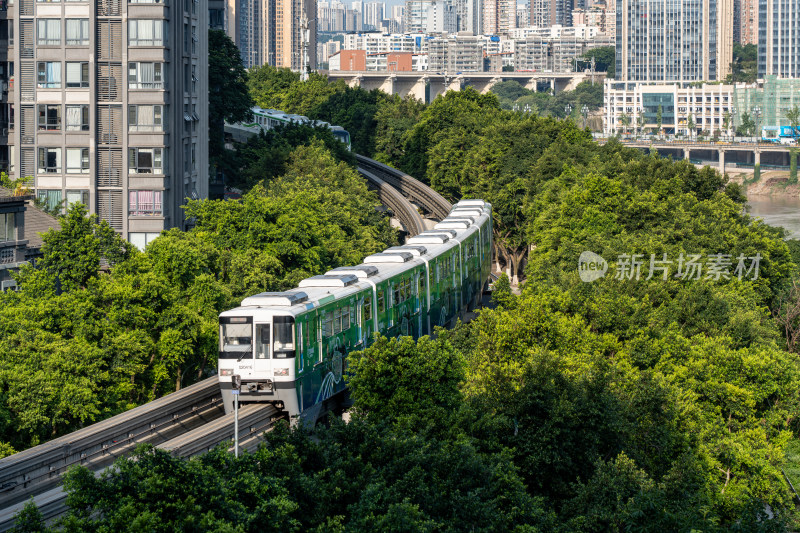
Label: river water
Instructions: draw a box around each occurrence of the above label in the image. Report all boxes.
[746,195,800,239]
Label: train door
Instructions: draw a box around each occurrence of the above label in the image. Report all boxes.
[356,297,363,345]
[252,321,271,380]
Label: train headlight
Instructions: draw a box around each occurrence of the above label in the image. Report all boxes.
[220,369,233,376]
[274,368,289,377]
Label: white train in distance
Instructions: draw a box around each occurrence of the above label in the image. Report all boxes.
[224,106,352,150]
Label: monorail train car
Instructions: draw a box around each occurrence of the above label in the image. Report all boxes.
[218,200,493,416]
[225,107,352,150]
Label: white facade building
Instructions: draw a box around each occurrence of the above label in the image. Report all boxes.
[603,80,736,137]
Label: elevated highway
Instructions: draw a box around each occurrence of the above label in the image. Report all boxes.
[599,138,798,174]
[324,70,602,103]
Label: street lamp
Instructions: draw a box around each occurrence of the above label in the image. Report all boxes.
[752,105,762,169]
[232,374,241,457]
[564,103,572,119]
[752,106,762,141]
[581,105,589,129]
[729,108,737,141]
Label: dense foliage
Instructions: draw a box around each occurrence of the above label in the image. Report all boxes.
[0,143,395,454]
[727,43,758,84]
[208,30,254,167]
[491,80,603,116]
[9,78,800,532]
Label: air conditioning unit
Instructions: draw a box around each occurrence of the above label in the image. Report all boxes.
[1,280,18,292]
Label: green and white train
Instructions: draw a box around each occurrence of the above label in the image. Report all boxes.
[218,200,492,416]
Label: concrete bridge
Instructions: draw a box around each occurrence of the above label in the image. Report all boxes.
[323,70,601,103]
[600,138,798,174]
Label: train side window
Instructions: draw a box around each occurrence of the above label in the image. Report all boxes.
[334,307,342,334]
[378,291,385,313]
[392,283,400,306]
[364,298,372,322]
[342,305,350,329]
[323,313,333,337]
[419,275,425,295]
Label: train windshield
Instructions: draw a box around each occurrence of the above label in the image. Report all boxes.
[273,316,296,359]
[220,322,252,359]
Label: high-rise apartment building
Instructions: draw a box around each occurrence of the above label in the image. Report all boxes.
[615,0,733,82]
[452,0,479,33]
[363,1,385,29]
[1,0,208,246]
[227,0,316,70]
[757,0,800,78]
[733,0,758,44]
[427,0,457,32]
[482,0,514,34]
[530,0,572,27]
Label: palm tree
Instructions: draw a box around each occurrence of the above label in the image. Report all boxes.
[687,114,695,139]
[619,113,631,135]
[786,105,800,142]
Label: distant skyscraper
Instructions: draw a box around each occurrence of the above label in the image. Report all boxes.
[516,3,530,27]
[757,0,800,78]
[530,0,573,27]
[616,0,733,82]
[483,0,515,34]
[453,0,481,33]
[734,0,758,44]
[392,5,406,30]
[404,0,430,32]
[363,1,386,28]
[427,0,458,32]
[228,0,315,69]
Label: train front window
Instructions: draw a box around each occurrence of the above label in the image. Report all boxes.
[273,316,296,359]
[220,322,252,359]
[255,324,270,359]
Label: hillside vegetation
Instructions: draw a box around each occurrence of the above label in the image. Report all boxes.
[9,66,800,532]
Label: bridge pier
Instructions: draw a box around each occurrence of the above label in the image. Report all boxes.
[379,75,394,95]
[719,150,725,174]
[754,150,761,166]
[684,148,690,160]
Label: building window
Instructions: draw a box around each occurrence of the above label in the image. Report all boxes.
[36,62,61,88]
[37,147,61,173]
[129,190,163,216]
[129,232,161,250]
[191,142,196,171]
[128,62,164,89]
[37,104,61,130]
[65,19,89,45]
[129,0,164,3]
[191,64,197,93]
[65,105,89,131]
[66,148,90,173]
[0,212,15,242]
[128,20,167,46]
[37,19,61,45]
[37,190,62,211]
[66,62,89,88]
[66,190,89,206]
[128,105,164,132]
[128,147,164,174]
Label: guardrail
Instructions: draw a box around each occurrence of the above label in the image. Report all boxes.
[0,377,224,530]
